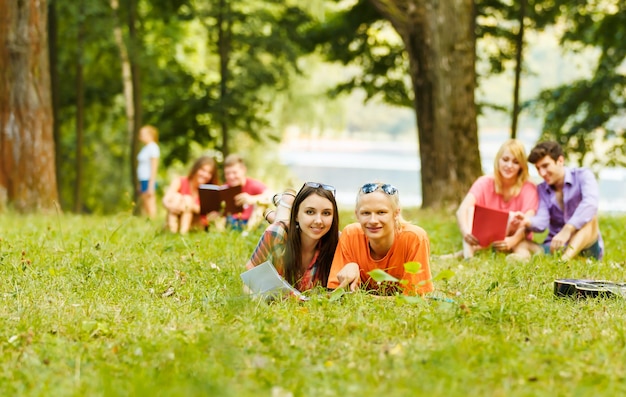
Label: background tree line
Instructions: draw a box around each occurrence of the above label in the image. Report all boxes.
[1,0,624,213]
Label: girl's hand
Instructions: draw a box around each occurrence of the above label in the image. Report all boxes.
[509,211,528,229]
[463,232,479,246]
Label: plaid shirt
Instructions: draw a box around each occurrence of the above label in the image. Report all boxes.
[248,222,320,291]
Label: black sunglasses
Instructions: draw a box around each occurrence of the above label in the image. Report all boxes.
[304,182,336,196]
[360,183,398,195]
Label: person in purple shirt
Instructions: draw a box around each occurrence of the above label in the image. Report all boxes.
[513,141,603,261]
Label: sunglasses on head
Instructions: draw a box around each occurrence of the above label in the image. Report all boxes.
[304,182,336,196]
[360,183,398,196]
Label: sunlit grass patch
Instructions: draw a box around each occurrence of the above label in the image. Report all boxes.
[1,211,625,396]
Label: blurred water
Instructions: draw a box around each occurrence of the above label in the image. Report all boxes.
[279,135,626,213]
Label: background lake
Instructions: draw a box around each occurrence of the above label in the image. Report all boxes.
[279,132,626,213]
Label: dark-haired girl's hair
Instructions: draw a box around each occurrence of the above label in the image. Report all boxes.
[282,185,339,287]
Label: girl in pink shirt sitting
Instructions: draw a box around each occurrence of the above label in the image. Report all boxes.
[455,139,540,260]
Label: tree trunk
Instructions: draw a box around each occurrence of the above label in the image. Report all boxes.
[0,0,58,213]
[128,0,142,206]
[48,0,62,206]
[511,0,525,139]
[110,0,136,204]
[74,2,85,213]
[217,0,231,156]
[368,0,482,208]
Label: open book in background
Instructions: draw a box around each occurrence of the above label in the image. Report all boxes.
[472,204,510,247]
[198,184,243,215]
[240,260,309,301]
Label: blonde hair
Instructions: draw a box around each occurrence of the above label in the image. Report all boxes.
[141,125,159,143]
[493,139,529,197]
[355,183,408,234]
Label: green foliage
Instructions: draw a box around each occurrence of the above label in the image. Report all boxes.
[476,0,626,166]
[367,268,400,283]
[304,0,412,107]
[46,0,626,214]
[53,0,128,212]
[305,0,625,168]
[475,0,562,74]
[50,0,317,214]
[1,210,626,395]
[173,0,313,154]
[403,261,421,274]
[533,1,626,167]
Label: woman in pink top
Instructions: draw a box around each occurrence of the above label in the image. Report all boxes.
[455,139,539,260]
[162,156,219,234]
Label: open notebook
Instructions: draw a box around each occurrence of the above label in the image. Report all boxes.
[240,261,309,301]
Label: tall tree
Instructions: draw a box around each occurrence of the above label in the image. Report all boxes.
[474,0,560,138]
[216,0,233,156]
[0,0,58,212]
[310,0,482,207]
[48,0,62,201]
[110,0,139,204]
[127,0,143,209]
[369,0,482,207]
[74,0,86,213]
[510,0,525,139]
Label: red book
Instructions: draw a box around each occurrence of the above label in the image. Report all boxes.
[472,204,509,247]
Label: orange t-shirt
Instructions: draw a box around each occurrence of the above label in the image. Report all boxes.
[327,223,433,295]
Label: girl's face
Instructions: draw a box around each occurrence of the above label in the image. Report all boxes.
[139,128,152,144]
[355,191,398,241]
[498,149,521,181]
[296,194,334,243]
[195,164,213,185]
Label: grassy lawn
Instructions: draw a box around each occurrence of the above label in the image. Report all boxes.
[1,208,625,396]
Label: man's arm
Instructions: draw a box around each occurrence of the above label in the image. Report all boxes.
[527,185,551,233]
[566,168,599,230]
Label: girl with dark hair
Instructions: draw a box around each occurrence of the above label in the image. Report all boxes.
[162,156,219,234]
[245,182,339,291]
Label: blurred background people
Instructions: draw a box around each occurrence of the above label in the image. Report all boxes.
[162,156,219,234]
[137,125,160,218]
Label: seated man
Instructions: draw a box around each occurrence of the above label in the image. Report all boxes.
[514,141,603,261]
[223,154,269,230]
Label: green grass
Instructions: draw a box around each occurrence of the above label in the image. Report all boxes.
[1,209,625,396]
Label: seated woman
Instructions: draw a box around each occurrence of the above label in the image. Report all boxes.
[162,156,219,234]
[455,139,539,260]
[245,182,339,292]
[327,182,433,296]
